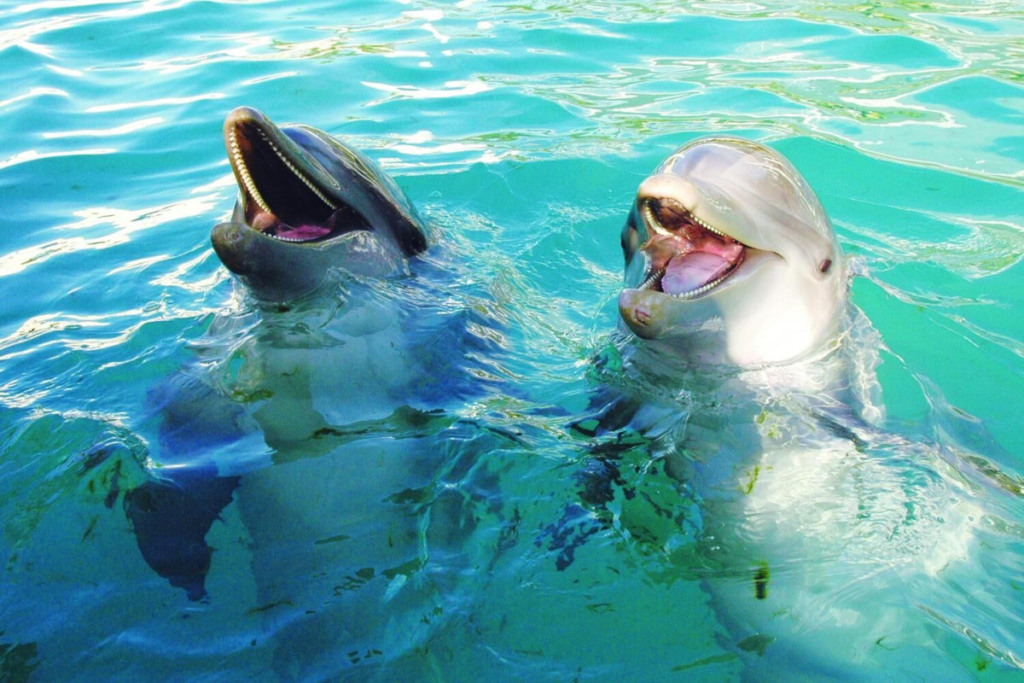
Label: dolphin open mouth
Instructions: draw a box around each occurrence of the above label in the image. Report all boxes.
[225,109,370,244]
[637,197,747,299]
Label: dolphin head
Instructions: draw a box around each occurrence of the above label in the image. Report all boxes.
[211,107,428,301]
[618,137,846,366]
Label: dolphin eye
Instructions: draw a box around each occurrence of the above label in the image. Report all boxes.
[818,258,832,274]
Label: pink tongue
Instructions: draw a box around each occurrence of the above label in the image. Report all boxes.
[274,224,331,241]
[662,251,733,295]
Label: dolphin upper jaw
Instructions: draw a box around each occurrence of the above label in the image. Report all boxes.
[225,108,382,244]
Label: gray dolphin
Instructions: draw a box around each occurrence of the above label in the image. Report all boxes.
[123,107,516,680]
[618,136,846,366]
[128,107,437,599]
[211,106,427,300]
[129,110,502,659]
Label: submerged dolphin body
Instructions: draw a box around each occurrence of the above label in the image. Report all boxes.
[579,138,987,679]
[128,108,502,677]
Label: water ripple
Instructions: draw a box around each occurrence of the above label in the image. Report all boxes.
[0,1,1021,680]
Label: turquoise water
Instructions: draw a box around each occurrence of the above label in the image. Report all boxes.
[1,1,1023,680]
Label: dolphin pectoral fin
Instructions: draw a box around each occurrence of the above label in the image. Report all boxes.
[570,390,644,438]
[135,372,253,599]
[124,468,240,601]
[150,370,252,457]
[552,407,659,571]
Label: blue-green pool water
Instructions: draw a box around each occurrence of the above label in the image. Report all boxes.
[1,1,1022,680]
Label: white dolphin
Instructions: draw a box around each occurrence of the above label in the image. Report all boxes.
[600,137,999,680]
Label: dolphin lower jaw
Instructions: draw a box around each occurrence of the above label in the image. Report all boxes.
[618,289,668,339]
[212,220,404,298]
[211,221,257,276]
[211,220,332,302]
[618,281,731,340]
[618,288,728,366]
[618,250,781,346]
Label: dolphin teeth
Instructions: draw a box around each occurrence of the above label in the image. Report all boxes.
[639,198,742,299]
[229,131,273,216]
[692,214,727,240]
[643,199,728,241]
[229,127,339,227]
[639,266,730,299]
[669,270,732,300]
[640,268,664,291]
[643,203,671,237]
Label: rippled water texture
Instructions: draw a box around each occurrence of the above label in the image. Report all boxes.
[1,1,1022,681]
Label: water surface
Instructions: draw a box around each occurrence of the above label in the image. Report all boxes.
[1,1,1022,680]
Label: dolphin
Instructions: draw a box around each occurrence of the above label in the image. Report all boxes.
[573,137,990,679]
[211,105,427,300]
[127,108,503,678]
[128,106,435,599]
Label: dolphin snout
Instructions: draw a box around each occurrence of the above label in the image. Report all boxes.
[618,289,661,339]
[211,222,254,276]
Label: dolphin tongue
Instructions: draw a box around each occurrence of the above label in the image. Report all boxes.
[662,251,734,295]
[251,210,333,242]
[273,223,332,241]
